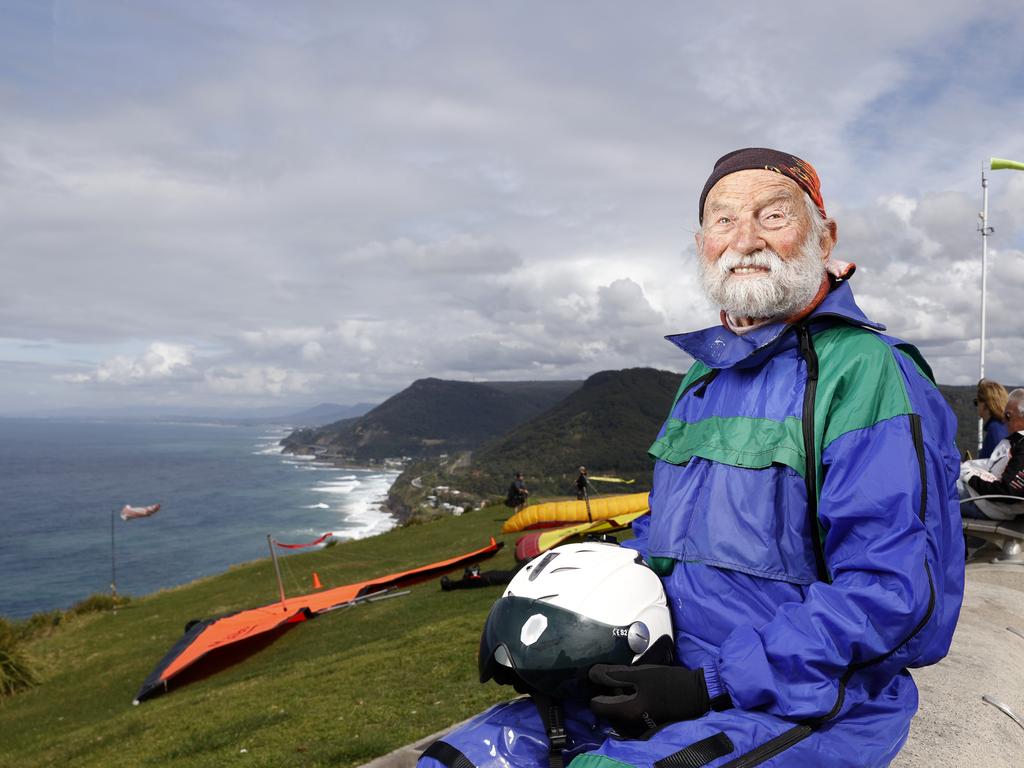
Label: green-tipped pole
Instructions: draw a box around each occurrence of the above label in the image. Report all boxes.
[111,508,117,613]
[978,158,1024,450]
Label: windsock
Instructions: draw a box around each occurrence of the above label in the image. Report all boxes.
[991,157,1024,171]
[121,503,160,521]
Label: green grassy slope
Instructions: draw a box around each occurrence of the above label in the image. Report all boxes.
[0,510,530,768]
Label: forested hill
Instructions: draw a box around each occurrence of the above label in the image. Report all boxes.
[451,367,684,495]
[398,376,995,507]
[280,377,582,462]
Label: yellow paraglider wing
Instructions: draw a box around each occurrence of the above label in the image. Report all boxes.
[501,492,650,533]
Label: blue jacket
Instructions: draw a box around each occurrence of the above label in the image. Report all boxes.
[421,283,965,768]
[981,418,1009,459]
[630,281,964,726]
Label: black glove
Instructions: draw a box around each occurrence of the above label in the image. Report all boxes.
[588,664,716,738]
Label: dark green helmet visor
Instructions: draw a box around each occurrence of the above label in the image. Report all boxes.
[479,596,642,699]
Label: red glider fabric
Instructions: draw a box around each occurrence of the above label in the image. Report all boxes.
[272,532,333,549]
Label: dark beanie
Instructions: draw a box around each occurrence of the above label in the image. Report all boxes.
[698,148,826,224]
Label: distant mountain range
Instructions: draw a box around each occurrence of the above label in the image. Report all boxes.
[280,378,583,462]
[284,402,378,426]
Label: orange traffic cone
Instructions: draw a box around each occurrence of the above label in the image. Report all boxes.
[312,572,323,589]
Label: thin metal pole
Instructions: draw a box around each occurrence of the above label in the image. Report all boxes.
[978,170,991,452]
[111,508,118,614]
[267,534,287,609]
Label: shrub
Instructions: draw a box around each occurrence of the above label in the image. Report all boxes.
[68,593,131,616]
[0,619,38,699]
[15,611,63,641]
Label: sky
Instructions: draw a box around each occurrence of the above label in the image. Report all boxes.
[3,0,1024,415]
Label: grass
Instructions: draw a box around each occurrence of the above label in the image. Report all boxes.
[0,618,39,698]
[0,505,528,767]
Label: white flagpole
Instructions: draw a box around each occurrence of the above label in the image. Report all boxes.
[977,169,992,453]
[111,508,118,614]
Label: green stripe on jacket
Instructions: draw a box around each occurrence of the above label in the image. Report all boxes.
[649,325,916,484]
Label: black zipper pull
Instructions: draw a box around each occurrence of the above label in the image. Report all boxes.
[693,369,720,398]
[796,325,818,381]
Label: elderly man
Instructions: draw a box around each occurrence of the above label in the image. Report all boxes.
[419,149,963,768]
[965,388,1024,504]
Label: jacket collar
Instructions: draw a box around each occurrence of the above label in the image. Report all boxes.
[666,281,885,369]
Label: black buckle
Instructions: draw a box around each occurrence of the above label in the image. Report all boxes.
[547,714,568,768]
[547,723,568,751]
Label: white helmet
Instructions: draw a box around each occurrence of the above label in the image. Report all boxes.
[479,542,674,699]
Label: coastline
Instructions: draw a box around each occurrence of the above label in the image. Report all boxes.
[0,420,403,621]
[278,440,415,525]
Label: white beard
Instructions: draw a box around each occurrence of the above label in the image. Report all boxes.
[698,231,827,321]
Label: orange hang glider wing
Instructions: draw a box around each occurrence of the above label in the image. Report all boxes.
[133,538,502,703]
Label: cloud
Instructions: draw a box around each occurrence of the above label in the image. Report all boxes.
[342,235,522,275]
[203,366,322,396]
[5,2,1024,412]
[301,340,324,362]
[597,279,663,328]
[56,342,195,385]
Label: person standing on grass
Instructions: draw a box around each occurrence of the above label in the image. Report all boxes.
[505,472,529,513]
[575,466,591,500]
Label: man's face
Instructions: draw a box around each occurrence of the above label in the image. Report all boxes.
[696,169,837,320]
[1007,400,1024,433]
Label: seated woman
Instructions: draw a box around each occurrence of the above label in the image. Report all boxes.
[976,378,1009,459]
[961,389,1024,521]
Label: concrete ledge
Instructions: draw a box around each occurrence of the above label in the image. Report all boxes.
[890,565,1024,767]
[365,567,1024,768]
[359,717,473,768]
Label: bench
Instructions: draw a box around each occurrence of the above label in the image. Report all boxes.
[961,494,1024,563]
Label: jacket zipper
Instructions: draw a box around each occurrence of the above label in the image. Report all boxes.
[795,324,828,583]
[692,368,720,398]
[808,411,938,725]
[674,368,719,406]
[909,414,927,521]
[719,725,812,768]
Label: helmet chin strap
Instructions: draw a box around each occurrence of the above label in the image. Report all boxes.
[529,691,569,768]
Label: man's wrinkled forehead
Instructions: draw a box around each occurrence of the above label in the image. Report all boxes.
[703,171,805,218]
[698,147,826,224]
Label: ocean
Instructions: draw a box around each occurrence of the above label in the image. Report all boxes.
[0,418,399,620]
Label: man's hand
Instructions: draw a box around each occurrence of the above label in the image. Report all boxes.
[588,664,715,738]
[963,467,996,483]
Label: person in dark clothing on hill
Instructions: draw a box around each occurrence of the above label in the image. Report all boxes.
[575,466,592,500]
[505,472,529,512]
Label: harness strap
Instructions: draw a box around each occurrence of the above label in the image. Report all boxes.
[421,741,476,768]
[653,731,735,768]
[531,693,569,768]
